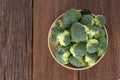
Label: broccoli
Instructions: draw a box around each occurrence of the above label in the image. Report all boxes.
[55,20,64,29]
[50,34,56,43]
[85,53,97,66]
[94,15,106,27]
[80,9,92,15]
[97,37,107,56]
[56,44,70,64]
[50,9,107,68]
[70,42,86,59]
[87,25,105,38]
[57,30,71,46]
[71,22,87,42]
[69,56,86,67]
[80,15,93,25]
[51,24,64,35]
[50,23,64,43]
[62,9,81,28]
[87,39,99,54]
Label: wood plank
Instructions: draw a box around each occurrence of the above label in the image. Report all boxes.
[79,0,120,80]
[33,0,79,80]
[0,0,33,80]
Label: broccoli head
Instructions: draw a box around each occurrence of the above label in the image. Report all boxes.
[56,44,71,64]
[55,20,64,29]
[51,23,64,35]
[97,37,107,56]
[50,34,56,43]
[62,9,81,28]
[94,15,106,27]
[87,25,105,39]
[71,22,87,42]
[85,53,97,66]
[69,56,86,67]
[70,42,86,59]
[80,9,92,15]
[50,23,64,43]
[80,15,93,25]
[57,30,71,46]
[87,39,99,54]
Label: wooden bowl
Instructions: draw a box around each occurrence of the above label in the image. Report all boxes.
[48,11,108,70]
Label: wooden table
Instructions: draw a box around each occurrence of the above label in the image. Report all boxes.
[0,0,120,80]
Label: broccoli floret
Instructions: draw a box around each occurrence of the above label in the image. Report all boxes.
[95,28,105,38]
[51,24,64,35]
[80,15,93,25]
[62,9,81,28]
[50,34,56,43]
[94,15,106,27]
[80,9,92,15]
[87,25,105,38]
[71,22,87,42]
[97,37,107,56]
[50,25,64,43]
[69,56,86,67]
[70,42,86,59]
[55,20,64,29]
[85,53,97,66]
[57,30,71,46]
[87,39,99,54]
[56,44,70,64]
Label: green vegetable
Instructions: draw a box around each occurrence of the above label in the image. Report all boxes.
[50,23,64,43]
[70,42,86,59]
[50,34,56,43]
[62,9,81,28]
[55,20,64,29]
[87,39,99,54]
[85,53,97,66]
[80,9,92,15]
[80,15,93,25]
[97,37,107,56]
[87,25,105,38]
[94,15,106,27]
[50,9,107,68]
[71,22,87,42]
[69,56,86,67]
[57,30,71,46]
[56,44,70,64]
[51,25,63,35]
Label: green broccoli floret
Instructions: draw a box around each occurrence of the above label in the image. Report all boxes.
[71,22,87,42]
[50,23,64,43]
[85,53,97,66]
[55,20,64,29]
[94,15,106,27]
[56,44,71,64]
[97,37,107,56]
[57,30,71,46]
[80,9,92,15]
[51,24,64,35]
[69,56,86,67]
[87,25,105,38]
[50,34,56,43]
[62,9,81,28]
[80,15,93,25]
[70,42,86,59]
[87,39,99,54]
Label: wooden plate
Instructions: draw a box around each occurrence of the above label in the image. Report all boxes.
[48,10,108,70]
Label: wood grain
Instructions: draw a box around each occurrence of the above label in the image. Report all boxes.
[0,0,120,80]
[33,0,79,80]
[78,0,120,80]
[0,0,33,80]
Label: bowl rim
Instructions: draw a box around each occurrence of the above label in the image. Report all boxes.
[48,10,109,70]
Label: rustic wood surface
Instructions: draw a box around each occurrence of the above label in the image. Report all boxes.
[0,0,120,80]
